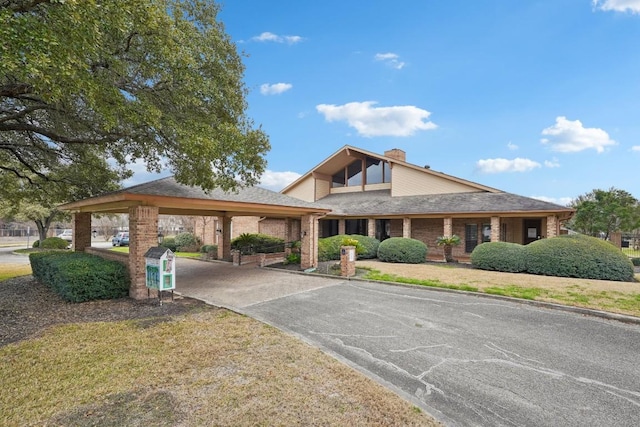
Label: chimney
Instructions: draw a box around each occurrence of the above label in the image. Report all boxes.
[384,148,406,162]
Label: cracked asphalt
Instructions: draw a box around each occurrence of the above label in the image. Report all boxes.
[238,277,640,426]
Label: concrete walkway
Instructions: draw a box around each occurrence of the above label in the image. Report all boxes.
[175,258,344,310]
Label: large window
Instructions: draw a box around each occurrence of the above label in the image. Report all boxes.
[465,224,478,253]
[332,157,390,188]
[345,219,367,235]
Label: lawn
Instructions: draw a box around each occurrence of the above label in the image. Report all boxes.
[0,264,31,281]
[357,260,640,318]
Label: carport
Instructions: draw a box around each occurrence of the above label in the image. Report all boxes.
[58,177,330,299]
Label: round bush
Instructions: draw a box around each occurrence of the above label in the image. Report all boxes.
[230,233,284,254]
[471,242,526,273]
[160,237,178,252]
[32,240,40,248]
[349,235,380,259]
[40,237,70,249]
[525,234,634,282]
[377,237,427,264]
[174,232,199,250]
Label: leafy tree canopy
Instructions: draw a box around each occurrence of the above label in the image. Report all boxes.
[569,187,640,239]
[0,0,269,193]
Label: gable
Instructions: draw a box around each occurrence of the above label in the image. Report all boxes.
[391,163,485,196]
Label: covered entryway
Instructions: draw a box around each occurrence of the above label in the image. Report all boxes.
[59,177,330,300]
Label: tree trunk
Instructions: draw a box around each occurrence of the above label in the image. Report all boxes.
[443,245,454,263]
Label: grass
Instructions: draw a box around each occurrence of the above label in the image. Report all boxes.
[364,270,479,292]
[357,260,640,317]
[0,308,438,426]
[0,264,32,281]
[110,247,201,258]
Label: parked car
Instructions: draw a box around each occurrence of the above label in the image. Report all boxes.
[56,229,73,243]
[112,232,129,247]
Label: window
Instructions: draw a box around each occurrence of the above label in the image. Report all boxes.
[332,171,345,188]
[320,219,338,237]
[482,224,491,243]
[347,161,363,186]
[376,219,391,241]
[332,157,391,188]
[345,219,367,235]
[465,224,478,253]
[500,223,507,241]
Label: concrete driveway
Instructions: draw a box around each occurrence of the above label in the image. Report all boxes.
[175,258,343,309]
[177,259,640,426]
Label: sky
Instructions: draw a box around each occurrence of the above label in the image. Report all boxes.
[126,0,640,206]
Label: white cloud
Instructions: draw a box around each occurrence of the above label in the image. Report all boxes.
[507,142,519,151]
[540,116,616,153]
[631,146,640,151]
[544,158,561,168]
[258,170,301,191]
[476,158,541,173]
[251,32,303,44]
[260,83,292,95]
[316,101,436,137]
[593,0,640,13]
[374,52,406,69]
[530,195,573,206]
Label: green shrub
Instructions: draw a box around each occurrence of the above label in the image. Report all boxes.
[32,240,40,248]
[631,258,640,267]
[231,233,285,254]
[160,237,178,252]
[40,237,69,249]
[525,234,634,282]
[471,242,527,272]
[29,251,129,302]
[200,244,218,259]
[377,237,427,264]
[284,253,301,265]
[318,234,380,261]
[174,232,200,251]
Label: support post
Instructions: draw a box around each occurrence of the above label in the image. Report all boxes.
[217,216,232,261]
[128,206,159,300]
[72,212,92,252]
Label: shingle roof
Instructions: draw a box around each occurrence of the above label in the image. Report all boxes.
[313,190,573,216]
[122,176,322,209]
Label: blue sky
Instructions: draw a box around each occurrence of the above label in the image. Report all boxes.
[127,0,640,206]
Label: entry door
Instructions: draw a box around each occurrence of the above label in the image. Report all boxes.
[523,219,542,244]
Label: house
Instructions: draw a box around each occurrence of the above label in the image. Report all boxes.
[228,145,574,261]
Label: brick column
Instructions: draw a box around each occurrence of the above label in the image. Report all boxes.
[546,215,558,238]
[284,218,292,243]
[72,212,92,252]
[338,219,346,235]
[491,216,501,242]
[340,246,356,277]
[128,206,159,300]
[402,218,411,238]
[217,216,232,261]
[443,217,453,236]
[368,218,376,238]
[300,214,318,269]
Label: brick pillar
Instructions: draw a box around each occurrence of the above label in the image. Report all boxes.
[443,217,453,236]
[72,212,92,252]
[128,206,159,300]
[338,219,346,235]
[284,218,292,243]
[402,217,411,238]
[300,214,318,269]
[340,246,356,277]
[368,218,376,238]
[491,216,501,242]
[217,216,232,261]
[546,215,558,238]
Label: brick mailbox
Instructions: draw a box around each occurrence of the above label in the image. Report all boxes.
[144,247,176,303]
[340,245,356,277]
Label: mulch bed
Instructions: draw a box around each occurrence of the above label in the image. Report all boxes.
[0,276,209,347]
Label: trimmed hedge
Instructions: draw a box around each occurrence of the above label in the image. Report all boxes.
[377,237,428,264]
[231,233,285,254]
[29,251,130,302]
[525,234,634,282]
[471,242,527,273]
[318,234,380,261]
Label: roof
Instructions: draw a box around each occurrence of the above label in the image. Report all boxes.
[282,145,500,194]
[313,190,574,218]
[59,176,331,217]
[144,246,173,259]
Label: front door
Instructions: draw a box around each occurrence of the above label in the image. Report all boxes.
[523,219,542,244]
